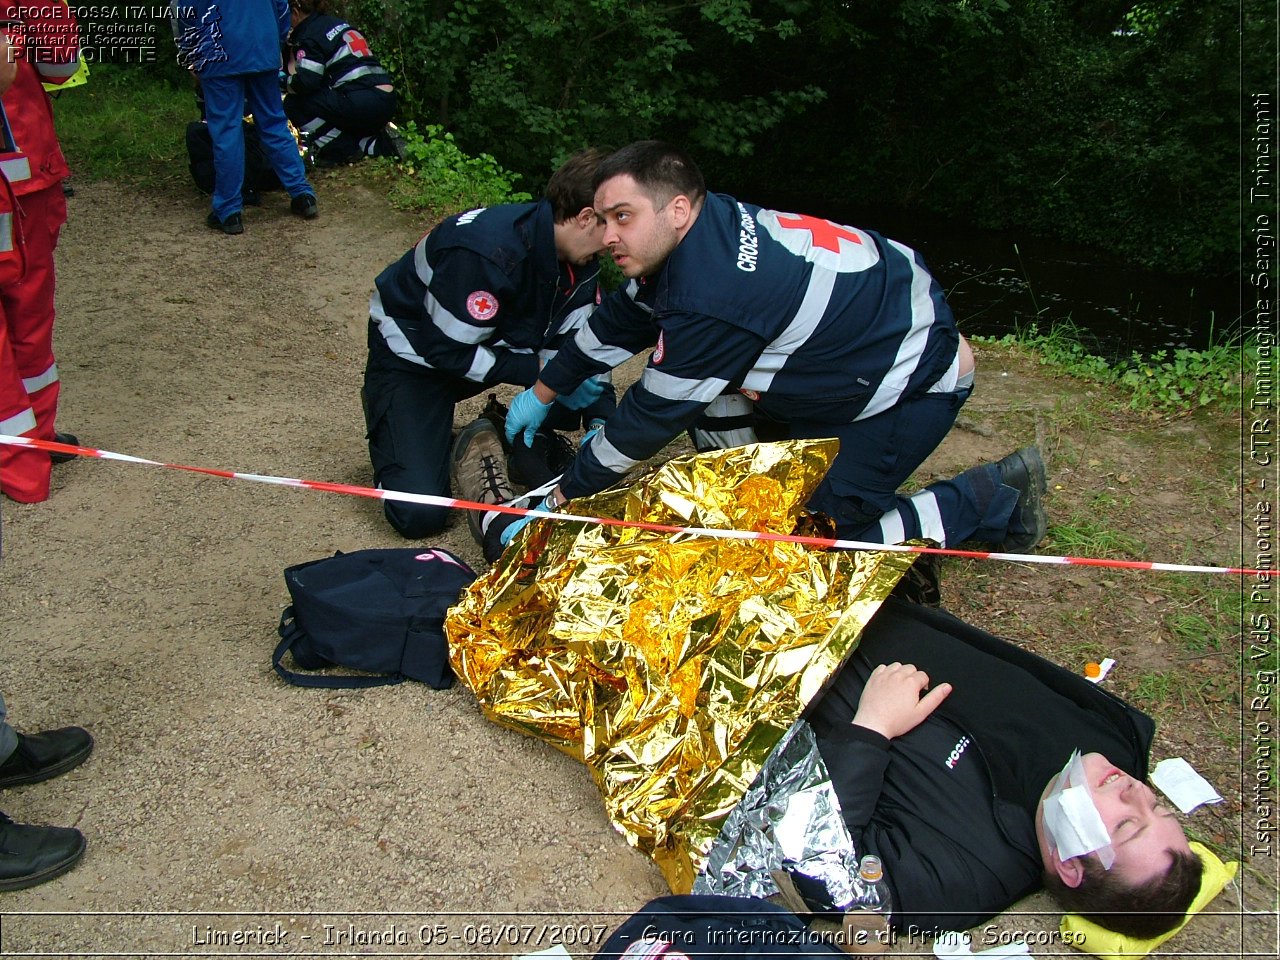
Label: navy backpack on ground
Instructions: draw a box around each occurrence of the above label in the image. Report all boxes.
[273,548,475,690]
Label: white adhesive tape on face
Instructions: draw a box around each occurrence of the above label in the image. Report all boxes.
[1043,750,1115,869]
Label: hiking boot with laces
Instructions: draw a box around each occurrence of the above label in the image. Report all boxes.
[451,417,516,545]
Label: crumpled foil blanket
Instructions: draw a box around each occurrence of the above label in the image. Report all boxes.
[445,439,913,892]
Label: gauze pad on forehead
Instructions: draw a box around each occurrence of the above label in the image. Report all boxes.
[1042,750,1115,870]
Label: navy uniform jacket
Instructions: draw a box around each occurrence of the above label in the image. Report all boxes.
[371,200,604,392]
[539,193,961,499]
[287,12,393,95]
[807,599,1155,935]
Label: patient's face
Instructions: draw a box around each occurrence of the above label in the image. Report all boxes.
[1072,752,1192,885]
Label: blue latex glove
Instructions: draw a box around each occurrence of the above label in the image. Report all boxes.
[580,418,605,449]
[506,388,554,446]
[556,377,605,411]
[499,494,555,547]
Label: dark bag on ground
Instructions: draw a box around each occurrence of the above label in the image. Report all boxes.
[273,548,475,690]
[593,895,843,958]
[186,119,284,196]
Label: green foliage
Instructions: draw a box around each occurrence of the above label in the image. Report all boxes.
[335,1,1254,272]
[341,0,825,188]
[971,323,1246,414]
[50,65,192,185]
[1116,344,1242,411]
[386,123,532,217]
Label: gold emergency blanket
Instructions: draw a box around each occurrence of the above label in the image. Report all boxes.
[445,440,914,893]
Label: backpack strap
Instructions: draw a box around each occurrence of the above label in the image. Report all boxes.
[272,605,406,689]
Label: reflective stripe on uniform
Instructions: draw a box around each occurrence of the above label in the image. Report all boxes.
[906,488,946,546]
[0,408,37,436]
[371,291,429,367]
[857,239,936,420]
[574,320,633,368]
[334,65,387,85]
[877,508,906,546]
[0,211,12,252]
[0,157,31,182]
[640,367,728,404]
[742,266,836,393]
[589,431,642,474]
[22,363,58,395]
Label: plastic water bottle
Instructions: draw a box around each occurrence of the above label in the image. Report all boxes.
[839,855,893,954]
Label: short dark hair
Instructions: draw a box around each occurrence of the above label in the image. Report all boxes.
[545,148,608,223]
[1042,847,1204,939]
[291,0,329,15]
[592,141,706,210]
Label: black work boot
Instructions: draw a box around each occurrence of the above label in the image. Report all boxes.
[508,427,575,489]
[50,432,80,465]
[450,418,516,546]
[0,727,94,789]
[0,813,86,891]
[994,445,1048,552]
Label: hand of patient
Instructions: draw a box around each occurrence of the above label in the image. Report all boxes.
[851,661,952,740]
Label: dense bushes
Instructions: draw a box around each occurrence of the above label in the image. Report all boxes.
[82,2,1261,274]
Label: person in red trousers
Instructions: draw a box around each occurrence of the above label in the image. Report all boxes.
[0,4,80,503]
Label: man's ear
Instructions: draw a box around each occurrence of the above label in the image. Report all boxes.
[1049,849,1087,889]
[576,206,595,229]
[668,194,692,229]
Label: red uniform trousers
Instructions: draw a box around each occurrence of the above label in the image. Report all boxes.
[0,183,66,503]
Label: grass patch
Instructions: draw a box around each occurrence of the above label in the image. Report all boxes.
[971,321,1249,415]
[1048,516,1144,558]
[52,64,193,186]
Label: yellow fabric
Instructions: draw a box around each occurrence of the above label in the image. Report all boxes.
[1060,841,1237,959]
[42,56,89,92]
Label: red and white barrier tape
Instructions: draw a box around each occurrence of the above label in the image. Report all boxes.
[0,434,1265,576]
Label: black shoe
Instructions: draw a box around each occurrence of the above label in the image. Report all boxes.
[0,727,94,789]
[290,193,318,219]
[206,211,244,235]
[450,418,516,545]
[508,428,575,489]
[0,812,86,891]
[994,445,1048,552]
[50,432,80,465]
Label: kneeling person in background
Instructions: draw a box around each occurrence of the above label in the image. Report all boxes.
[285,0,403,166]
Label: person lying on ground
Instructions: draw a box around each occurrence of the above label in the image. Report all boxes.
[805,596,1201,938]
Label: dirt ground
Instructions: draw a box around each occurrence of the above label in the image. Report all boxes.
[0,171,1273,958]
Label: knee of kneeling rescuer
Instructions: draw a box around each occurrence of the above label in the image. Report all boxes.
[384,500,451,539]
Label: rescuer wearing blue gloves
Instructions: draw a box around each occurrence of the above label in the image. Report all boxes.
[503,141,1049,556]
[362,149,615,539]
